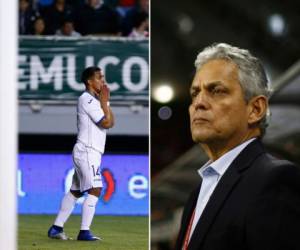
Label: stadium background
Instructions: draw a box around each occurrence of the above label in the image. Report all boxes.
[17,0,149,249]
[18,37,149,248]
[18,37,149,216]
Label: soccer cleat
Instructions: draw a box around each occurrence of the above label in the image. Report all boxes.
[77,230,102,241]
[48,225,70,240]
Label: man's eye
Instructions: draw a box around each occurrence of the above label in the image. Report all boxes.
[212,87,225,94]
[191,91,198,99]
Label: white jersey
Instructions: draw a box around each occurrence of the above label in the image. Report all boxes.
[76,91,106,153]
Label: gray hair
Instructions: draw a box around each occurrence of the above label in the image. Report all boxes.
[194,43,272,136]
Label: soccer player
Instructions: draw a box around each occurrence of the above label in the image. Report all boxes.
[48,66,114,241]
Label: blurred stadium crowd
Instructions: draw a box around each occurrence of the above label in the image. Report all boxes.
[19,0,149,38]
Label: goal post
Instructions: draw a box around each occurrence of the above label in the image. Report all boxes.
[0,0,18,249]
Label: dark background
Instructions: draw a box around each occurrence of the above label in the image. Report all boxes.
[151,0,300,176]
[151,1,300,248]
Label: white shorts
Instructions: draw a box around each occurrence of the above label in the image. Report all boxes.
[71,142,103,193]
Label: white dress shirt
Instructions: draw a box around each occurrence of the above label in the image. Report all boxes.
[188,138,256,241]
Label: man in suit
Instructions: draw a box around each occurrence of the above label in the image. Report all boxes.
[175,43,300,250]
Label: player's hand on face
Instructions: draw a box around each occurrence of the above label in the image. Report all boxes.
[103,84,110,99]
[99,84,110,103]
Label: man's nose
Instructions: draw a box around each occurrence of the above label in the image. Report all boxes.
[193,92,210,110]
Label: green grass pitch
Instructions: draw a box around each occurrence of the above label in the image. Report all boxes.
[18,215,149,250]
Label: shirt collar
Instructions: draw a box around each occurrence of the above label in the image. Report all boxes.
[198,138,256,178]
[84,90,98,100]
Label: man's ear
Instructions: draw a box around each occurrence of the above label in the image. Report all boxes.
[86,78,92,87]
[247,95,268,125]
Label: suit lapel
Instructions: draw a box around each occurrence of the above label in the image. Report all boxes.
[176,184,201,249]
[188,139,265,249]
[188,166,241,249]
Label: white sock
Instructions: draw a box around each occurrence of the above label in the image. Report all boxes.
[54,192,77,227]
[81,194,99,230]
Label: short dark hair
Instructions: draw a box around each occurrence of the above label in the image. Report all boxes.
[81,66,101,85]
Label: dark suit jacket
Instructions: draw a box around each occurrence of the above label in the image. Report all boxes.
[175,139,300,250]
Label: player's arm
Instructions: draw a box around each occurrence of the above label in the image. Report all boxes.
[98,84,114,129]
